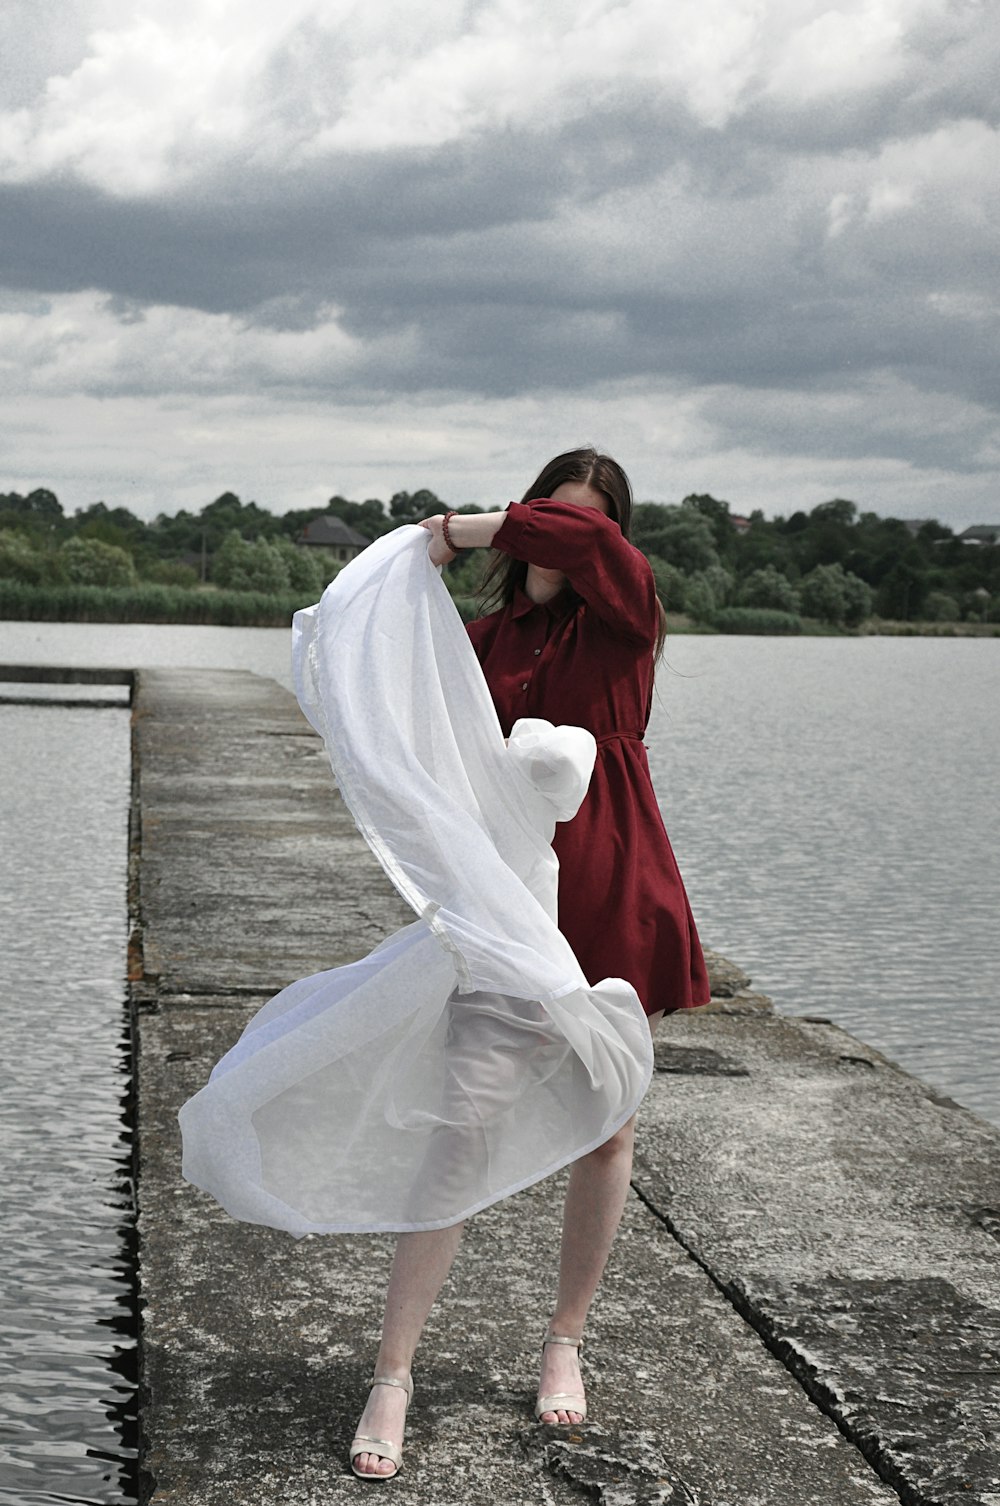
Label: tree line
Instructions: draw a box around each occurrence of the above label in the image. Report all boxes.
[1,485,998,629]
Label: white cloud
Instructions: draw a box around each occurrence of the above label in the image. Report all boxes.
[762,0,916,104]
[0,1,320,193]
[305,0,769,152]
[0,291,360,395]
[866,179,917,221]
[0,0,970,191]
[872,117,1000,229]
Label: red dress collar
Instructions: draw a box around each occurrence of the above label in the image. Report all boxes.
[511,583,578,620]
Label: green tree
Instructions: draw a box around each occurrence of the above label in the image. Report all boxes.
[682,494,734,557]
[388,489,447,525]
[812,498,857,529]
[74,501,148,552]
[200,492,278,547]
[0,488,68,545]
[792,498,860,573]
[0,531,50,584]
[60,536,137,588]
[962,587,991,623]
[272,538,324,596]
[17,488,63,525]
[143,559,200,588]
[923,591,961,622]
[683,571,718,623]
[841,571,873,627]
[213,531,290,593]
[875,560,927,621]
[733,516,791,575]
[737,565,800,613]
[647,556,686,612]
[800,561,871,625]
[800,563,849,622]
[149,507,204,559]
[701,562,735,608]
[441,553,486,599]
[632,504,719,574]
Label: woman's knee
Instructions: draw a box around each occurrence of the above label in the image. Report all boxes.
[585,1116,636,1165]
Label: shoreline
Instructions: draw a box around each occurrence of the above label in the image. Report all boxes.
[1,601,998,635]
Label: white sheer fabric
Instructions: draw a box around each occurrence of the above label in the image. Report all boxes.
[178,526,653,1236]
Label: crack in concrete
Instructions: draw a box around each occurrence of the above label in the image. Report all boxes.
[629,1182,916,1506]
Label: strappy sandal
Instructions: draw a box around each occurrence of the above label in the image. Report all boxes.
[349,1373,413,1481]
[535,1333,587,1423]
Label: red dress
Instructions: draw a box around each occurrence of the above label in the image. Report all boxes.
[466,498,711,1018]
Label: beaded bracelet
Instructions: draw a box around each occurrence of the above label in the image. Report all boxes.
[441,511,461,554]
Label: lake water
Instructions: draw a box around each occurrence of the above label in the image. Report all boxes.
[647,634,1000,1122]
[0,698,134,1505]
[2,620,998,1128]
[1,617,998,1502]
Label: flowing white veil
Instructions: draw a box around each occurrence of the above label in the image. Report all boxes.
[178,526,653,1236]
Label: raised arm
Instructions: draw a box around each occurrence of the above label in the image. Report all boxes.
[493,500,656,639]
[419,510,506,563]
[419,499,657,642]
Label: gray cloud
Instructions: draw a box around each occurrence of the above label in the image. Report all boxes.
[0,1,998,524]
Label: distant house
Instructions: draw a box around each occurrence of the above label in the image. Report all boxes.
[903,518,936,536]
[297,515,371,564]
[729,514,752,534]
[957,525,1000,546]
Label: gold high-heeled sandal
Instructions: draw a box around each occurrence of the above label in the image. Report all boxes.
[349,1373,413,1481]
[535,1334,587,1422]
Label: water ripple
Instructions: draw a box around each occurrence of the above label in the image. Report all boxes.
[0,705,134,1506]
[648,636,1000,1125]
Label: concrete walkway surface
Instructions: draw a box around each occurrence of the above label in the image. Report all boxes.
[129,668,1000,1506]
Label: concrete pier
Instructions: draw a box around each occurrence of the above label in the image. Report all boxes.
[130,668,1000,1506]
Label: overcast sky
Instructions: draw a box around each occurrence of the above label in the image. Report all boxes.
[1,0,998,528]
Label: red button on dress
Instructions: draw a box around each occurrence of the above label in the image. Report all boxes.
[466,498,711,1018]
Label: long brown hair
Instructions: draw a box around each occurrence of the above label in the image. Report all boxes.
[478,446,667,661]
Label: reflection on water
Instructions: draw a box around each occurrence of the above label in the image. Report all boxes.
[0,703,134,1505]
[2,620,998,1130]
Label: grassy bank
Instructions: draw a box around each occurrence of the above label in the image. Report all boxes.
[663,612,1000,637]
[2,580,999,635]
[0,580,313,627]
[857,618,1000,637]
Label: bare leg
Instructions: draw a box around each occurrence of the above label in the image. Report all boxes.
[538,1009,663,1423]
[352,1221,465,1476]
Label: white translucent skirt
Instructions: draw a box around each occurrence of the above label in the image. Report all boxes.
[178,526,653,1236]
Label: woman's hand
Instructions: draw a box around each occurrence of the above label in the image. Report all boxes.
[418,515,457,567]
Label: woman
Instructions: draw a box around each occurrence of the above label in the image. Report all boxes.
[350,449,709,1478]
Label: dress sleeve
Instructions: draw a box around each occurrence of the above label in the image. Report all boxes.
[492,499,657,643]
